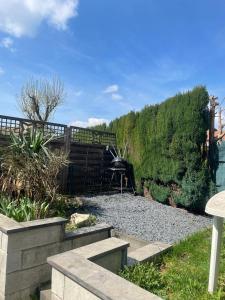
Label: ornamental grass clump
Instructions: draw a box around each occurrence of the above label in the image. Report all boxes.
[0,128,68,204]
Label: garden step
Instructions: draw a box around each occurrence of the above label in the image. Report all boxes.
[128,242,172,266]
[112,230,149,253]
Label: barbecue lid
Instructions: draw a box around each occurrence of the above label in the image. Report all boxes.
[111,156,126,164]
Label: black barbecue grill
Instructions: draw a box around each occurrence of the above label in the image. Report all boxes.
[107,145,135,194]
[111,157,126,168]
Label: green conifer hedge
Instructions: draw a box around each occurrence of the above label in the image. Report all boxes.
[96,86,211,212]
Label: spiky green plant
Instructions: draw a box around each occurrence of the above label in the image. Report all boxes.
[0,196,49,222]
[10,128,53,157]
[0,128,68,202]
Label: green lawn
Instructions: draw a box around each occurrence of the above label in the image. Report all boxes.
[120,226,225,300]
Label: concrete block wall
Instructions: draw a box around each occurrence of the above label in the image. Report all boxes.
[0,214,112,300]
[52,269,101,300]
[47,238,161,300]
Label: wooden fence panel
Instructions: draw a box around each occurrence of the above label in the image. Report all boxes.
[0,115,116,194]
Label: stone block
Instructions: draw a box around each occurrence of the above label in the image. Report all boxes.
[2,233,8,252]
[40,289,52,300]
[72,237,129,260]
[65,223,112,241]
[5,264,51,294]
[4,287,32,300]
[0,214,22,234]
[7,226,63,252]
[51,269,65,299]
[112,230,149,253]
[6,251,22,273]
[72,231,109,249]
[64,277,100,300]
[60,240,73,253]
[0,231,2,249]
[51,293,62,300]
[40,290,62,300]
[22,243,61,269]
[0,250,7,272]
[0,270,6,295]
[20,217,67,230]
[93,251,122,273]
[128,242,172,263]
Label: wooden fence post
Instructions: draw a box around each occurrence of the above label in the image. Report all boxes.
[61,126,71,193]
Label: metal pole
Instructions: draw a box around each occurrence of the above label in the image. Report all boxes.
[208,216,223,293]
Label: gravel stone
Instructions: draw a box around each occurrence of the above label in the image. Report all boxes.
[83,193,212,244]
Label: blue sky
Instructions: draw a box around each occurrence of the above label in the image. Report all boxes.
[0,0,225,126]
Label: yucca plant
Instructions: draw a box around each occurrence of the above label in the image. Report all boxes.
[10,128,53,157]
[0,128,68,203]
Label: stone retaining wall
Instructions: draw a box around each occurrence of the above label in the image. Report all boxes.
[0,214,112,300]
[47,238,161,300]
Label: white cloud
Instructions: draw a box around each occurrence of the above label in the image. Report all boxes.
[71,118,109,128]
[0,37,15,52]
[111,93,123,100]
[1,37,13,48]
[103,84,119,94]
[0,0,79,37]
[0,67,5,75]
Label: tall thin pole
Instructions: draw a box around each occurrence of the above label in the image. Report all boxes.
[209,96,219,177]
[209,95,218,145]
[218,107,222,135]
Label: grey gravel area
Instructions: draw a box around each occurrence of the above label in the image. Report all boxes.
[83,193,212,244]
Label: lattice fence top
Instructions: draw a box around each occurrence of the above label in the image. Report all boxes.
[0,115,66,137]
[0,115,116,146]
[70,126,116,146]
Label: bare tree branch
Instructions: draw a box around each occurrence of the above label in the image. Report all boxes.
[19,77,64,122]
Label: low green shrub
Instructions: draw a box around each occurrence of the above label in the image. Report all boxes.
[174,167,209,211]
[148,183,170,204]
[119,262,164,294]
[51,195,84,217]
[0,196,49,222]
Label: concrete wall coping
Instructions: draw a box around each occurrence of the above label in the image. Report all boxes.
[128,242,172,263]
[20,217,68,231]
[48,239,160,300]
[0,213,23,233]
[65,223,113,240]
[0,214,67,234]
[71,237,129,260]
